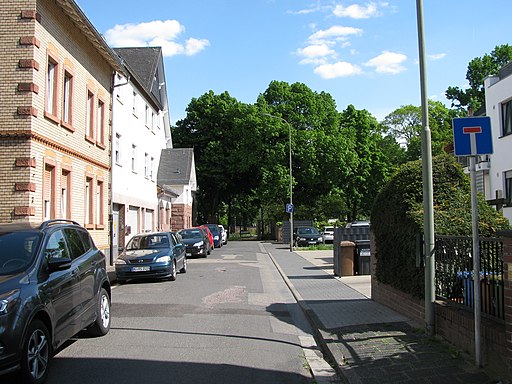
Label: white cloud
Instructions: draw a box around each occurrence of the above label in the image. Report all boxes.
[364,51,407,74]
[299,57,328,65]
[314,61,363,79]
[104,20,209,57]
[333,2,383,19]
[428,53,447,60]
[308,25,363,43]
[296,44,335,58]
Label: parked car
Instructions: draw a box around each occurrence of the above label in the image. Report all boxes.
[323,226,334,244]
[294,227,324,247]
[0,219,111,383]
[177,227,211,257]
[204,224,223,248]
[200,225,215,250]
[346,220,370,228]
[218,224,228,245]
[115,232,186,283]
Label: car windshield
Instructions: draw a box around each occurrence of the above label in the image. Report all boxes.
[297,228,320,235]
[126,234,169,250]
[206,225,219,234]
[0,231,41,275]
[178,229,202,239]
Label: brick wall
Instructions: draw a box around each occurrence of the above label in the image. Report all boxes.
[0,0,114,253]
[371,231,510,373]
[171,204,193,231]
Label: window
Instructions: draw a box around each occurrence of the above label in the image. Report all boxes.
[85,176,94,226]
[115,134,121,165]
[506,170,512,207]
[61,169,71,219]
[144,153,149,178]
[145,105,150,127]
[97,99,105,146]
[63,228,86,260]
[62,70,73,127]
[151,111,155,131]
[502,100,512,137]
[96,180,104,227]
[45,57,58,118]
[131,144,137,172]
[86,91,94,139]
[132,92,138,116]
[150,157,154,180]
[115,74,122,99]
[44,230,69,261]
[43,163,56,221]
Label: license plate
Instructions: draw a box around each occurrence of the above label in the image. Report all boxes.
[131,266,150,272]
[186,253,192,257]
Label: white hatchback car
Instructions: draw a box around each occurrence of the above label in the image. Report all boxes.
[218,225,228,245]
[323,226,334,243]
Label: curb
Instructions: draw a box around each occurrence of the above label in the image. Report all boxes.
[264,247,348,384]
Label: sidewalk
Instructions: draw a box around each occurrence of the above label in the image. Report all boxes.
[262,243,507,384]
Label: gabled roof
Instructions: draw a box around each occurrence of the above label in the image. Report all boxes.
[114,47,164,110]
[56,1,124,74]
[158,148,195,186]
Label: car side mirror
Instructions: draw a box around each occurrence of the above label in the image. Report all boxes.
[47,257,72,272]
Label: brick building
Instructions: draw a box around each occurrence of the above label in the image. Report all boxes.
[0,0,124,254]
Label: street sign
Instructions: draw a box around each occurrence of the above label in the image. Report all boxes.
[452,116,493,156]
[285,203,294,213]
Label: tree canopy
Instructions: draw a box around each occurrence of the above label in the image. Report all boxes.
[445,44,512,111]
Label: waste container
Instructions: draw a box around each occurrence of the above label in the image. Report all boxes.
[334,241,355,276]
[354,239,371,275]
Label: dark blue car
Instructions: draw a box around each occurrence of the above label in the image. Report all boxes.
[204,224,223,248]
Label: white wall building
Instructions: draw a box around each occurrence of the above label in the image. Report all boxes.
[111,47,172,250]
[484,62,512,223]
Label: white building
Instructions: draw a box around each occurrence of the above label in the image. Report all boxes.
[484,62,512,223]
[111,47,172,251]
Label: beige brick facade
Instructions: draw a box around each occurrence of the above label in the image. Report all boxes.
[0,0,123,253]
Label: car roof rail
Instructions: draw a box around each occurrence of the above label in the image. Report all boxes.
[40,219,81,229]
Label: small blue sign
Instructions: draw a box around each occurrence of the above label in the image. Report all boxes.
[452,116,493,156]
[285,203,294,213]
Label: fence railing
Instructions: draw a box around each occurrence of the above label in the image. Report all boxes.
[434,235,504,320]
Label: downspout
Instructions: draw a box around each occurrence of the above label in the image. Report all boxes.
[109,70,130,266]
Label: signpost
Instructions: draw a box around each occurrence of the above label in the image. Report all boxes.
[452,116,493,367]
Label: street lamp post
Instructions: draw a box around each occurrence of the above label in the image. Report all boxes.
[263,114,293,252]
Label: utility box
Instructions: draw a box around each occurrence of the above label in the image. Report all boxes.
[334,241,355,276]
[354,239,371,275]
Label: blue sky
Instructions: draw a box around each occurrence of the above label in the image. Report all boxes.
[75,0,511,125]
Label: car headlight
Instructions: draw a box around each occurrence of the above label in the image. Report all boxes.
[318,237,323,241]
[115,259,127,265]
[0,290,20,315]
[156,256,171,263]
[193,241,204,247]
[299,237,306,241]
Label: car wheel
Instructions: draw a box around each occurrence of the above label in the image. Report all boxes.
[19,319,51,384]
[169,260,177,281]
[180,257,187,273]
[86,288,111,337]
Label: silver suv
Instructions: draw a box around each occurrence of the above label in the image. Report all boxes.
[0,220,111,383]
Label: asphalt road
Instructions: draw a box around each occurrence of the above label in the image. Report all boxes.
[42,241,317,384]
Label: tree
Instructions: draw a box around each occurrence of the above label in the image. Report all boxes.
[381,100,460,161]
[445,44,512,111]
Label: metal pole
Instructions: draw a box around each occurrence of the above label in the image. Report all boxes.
[288,120,293,252]
[469,155,482,366]
[416,0,435,336]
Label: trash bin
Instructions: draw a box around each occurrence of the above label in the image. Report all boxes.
[354,240,371,275]
[334,241,355,277]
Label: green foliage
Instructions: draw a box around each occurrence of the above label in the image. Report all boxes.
[371,154,510,298]
[445,44,512,111]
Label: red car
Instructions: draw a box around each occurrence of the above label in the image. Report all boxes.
[200,225,215,250]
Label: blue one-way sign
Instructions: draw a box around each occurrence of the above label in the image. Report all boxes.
[452,116,493,156]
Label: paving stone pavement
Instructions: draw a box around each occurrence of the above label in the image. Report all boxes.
[262,242,509,384]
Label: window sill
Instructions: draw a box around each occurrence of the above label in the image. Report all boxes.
[85,223,95,230]
[96,141,106,150]
[95,224,105,230]
[44,111,59,125]
[61,121,75,133]
[85,135,95,144]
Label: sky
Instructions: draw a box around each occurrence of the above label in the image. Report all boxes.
[75,0,512,125]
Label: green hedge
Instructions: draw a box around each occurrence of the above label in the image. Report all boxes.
[370,154,510,298]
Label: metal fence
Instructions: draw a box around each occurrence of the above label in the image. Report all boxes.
[434,235,504,320]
